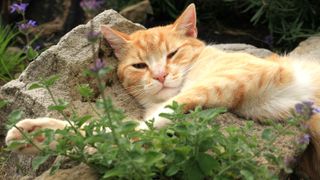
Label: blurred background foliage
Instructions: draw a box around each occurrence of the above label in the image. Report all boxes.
[149,0,320,51]
[1,0,319,51]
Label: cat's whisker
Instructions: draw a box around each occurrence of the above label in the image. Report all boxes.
[117,91,144,103]
[124,84,146,89]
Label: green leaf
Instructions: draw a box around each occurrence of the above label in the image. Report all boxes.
[6,110,23,129]
[77,84,93,98]
[49,159,61,175]
[197,153,219,175]
[85,135,109,144]
[74,115,92,127]
[6,140,27,150]
[196,107,227,121]
[145,151,165,166]
[165,165,180,176]
[43,129,55,145]
[240,170,254,180]
[199,139,213,152]
[263,152,279,165]
[0,99,8,109]
[48,99,68,111]
[102,168,125,179]
[28,83,43,90]
[32,154,51,171]
[26,47,39,60]
[261,128,273,140]
[98,67,113,77]
[41,75,59,87]
[184,158,204,180]
[120,121,138,133]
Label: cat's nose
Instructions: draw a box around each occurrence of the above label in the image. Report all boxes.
[153,72,168,83]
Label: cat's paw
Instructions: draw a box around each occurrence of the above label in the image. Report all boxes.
[145,107,173,129]
[5,118,67,154]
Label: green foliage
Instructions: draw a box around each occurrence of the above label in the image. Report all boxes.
[0,22,26,83]
[7,72,308,179]
[104,0,143,11]
[0,99,8,109]
[226,0,320,49]
[6,110,24,130]
[149,0,320,51]
[150,0,193,19]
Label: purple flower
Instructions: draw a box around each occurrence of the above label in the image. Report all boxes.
[87,30,100,42]
[34,45,41,51]
[284,156,296,167]
[313,107,320,113]
[302,101,314,107]
[294,103,304,114]
[18,20,37,31]
[294,100,320,118]
[297,133,311,145]
[80,0,102,12]
[90,59,105,72]
[10,3,29,14]
[264,34,273,46]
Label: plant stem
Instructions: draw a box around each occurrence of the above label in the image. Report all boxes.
[13,125,43,152]
[96,76,119,145]
[46,86,82,137]
[217,157,252,176]
[88,99,102,117]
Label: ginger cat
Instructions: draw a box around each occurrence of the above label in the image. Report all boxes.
[5,3,320,178]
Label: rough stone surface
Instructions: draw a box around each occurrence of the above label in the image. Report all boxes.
[0,9,144,180]
[34,163,98,180]
[290,35,320,60]
[1,9,319,180]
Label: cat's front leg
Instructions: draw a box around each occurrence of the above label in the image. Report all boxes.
[5,118,69,154]
[143,103,174,129]
[144,87,208,129]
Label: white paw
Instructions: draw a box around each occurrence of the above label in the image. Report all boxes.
[5,118,67,154]
[145,107,173,129]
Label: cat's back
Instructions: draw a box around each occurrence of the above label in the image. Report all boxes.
[182,46,320,120]
[184,46,279,87]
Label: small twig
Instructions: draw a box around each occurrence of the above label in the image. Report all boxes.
[13,125,43,152]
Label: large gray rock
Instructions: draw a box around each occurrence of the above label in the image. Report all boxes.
[34,163,98,180]
[0,9,144,180]
[290,35,320,60]
[2,9,317,180]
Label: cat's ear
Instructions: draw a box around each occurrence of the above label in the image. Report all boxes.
[173,3,197,37]
[100,25,130,58]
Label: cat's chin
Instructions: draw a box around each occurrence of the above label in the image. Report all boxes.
[154,87,180,102]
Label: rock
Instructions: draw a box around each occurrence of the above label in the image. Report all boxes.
[0,9,309,179]
[213,43,272,57]
[0,9,144,179]
[34,163,98,180]
[120,0,153,24]
[290,35,320,60]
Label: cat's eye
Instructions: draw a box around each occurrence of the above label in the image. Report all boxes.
[132,63,148,69]
[167,49,178,59]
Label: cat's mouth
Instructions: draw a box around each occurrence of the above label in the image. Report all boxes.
[155,85,180,97]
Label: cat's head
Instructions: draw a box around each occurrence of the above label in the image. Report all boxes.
[101,3,204,107]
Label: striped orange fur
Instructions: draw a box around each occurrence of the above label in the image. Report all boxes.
[101,4,320,178]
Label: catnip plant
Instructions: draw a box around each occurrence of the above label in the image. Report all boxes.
[5,67,310,179]
[0,1,41,84]
[10,1,39,61]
